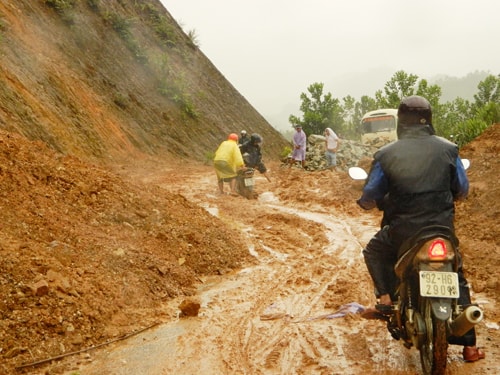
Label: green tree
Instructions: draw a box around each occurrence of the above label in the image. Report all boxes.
[290,70,498,145]
[433,97,472,139]
[473,75,500,127]
[375,70,419,108]
[474,74,500,106]
[351,95,378,138]
[415,79,442,108]
[436,75,499,146]
[340,95,356,137]
[289,82,342,135]
[357,95,377,116]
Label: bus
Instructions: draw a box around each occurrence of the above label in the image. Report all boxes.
[360,109,398,146]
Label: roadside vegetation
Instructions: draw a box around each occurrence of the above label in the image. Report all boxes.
[290,71,500,147]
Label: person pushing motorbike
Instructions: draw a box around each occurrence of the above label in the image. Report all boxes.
[357,95,485,362]
[239,133,270,182]
[213,133,245,196]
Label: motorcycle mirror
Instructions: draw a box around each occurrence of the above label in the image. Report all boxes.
[461,158,470,170]
[348,167,368,180]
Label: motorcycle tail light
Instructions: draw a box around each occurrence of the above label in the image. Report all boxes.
[427,239,447,260]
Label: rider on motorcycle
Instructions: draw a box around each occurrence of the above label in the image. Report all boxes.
[357,95,485,362]
[239,133,269,179]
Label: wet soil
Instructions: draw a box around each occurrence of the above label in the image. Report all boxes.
[71,155,498,375]
[1,125,499,374]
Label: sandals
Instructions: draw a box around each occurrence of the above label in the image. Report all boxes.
[361,304,393,321]
[463,346,485,362]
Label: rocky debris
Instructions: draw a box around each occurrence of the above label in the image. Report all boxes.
[30,280,49,297]
[362,136,394,149]
[178,299,201,317]
[302,134,377,171]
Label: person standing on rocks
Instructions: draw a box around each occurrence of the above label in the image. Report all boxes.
[214,133,245,196]
[289,125,307,168]
[324,127,341,169]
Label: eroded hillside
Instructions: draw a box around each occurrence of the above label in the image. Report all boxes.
[0,0,287,164]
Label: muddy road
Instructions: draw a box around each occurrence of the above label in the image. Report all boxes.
[64,162,498,375]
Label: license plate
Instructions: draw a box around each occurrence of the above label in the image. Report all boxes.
[244,178,254,187]
[419,271,459,298]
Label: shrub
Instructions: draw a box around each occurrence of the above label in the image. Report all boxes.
[280,146,292,161]
[44,0,76,24]
[187,29,199,48]
[204,151,214,165]
[87,0,99,12]
[105,12,147,63]
[113,93,128,109]
[454,118,489,147]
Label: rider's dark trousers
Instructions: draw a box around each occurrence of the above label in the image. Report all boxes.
[363,225,476,346]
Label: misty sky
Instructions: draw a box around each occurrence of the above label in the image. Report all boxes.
[161,0,499,129]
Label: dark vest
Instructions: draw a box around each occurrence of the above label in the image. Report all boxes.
[375,125,459,247]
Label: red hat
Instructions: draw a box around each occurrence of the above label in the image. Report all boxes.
[228,133,239,141]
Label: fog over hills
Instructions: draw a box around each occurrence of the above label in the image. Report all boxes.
[265,69,491,131]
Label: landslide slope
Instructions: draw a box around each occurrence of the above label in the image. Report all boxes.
[0,0,288,164]
[0,0,287,372]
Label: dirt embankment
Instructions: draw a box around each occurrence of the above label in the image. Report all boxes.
[0,130,252,374]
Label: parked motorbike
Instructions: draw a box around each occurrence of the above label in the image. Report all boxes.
[235,168,256,199]
[349,160,483,375]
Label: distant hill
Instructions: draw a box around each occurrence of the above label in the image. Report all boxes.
[0,0,288,164]
[325,69,491,104]
[430,71,491,102]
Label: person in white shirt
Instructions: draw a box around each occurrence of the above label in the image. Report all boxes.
[324,127,340,168]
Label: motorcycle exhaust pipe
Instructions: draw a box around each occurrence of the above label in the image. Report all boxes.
[449,305,484,337]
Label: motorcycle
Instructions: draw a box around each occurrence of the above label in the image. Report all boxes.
[235,167,256,199]
[349,159,483,375]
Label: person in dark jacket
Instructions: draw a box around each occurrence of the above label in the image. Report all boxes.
[357,95,484,362]
[238,130,249,146]
[239,133,270,181]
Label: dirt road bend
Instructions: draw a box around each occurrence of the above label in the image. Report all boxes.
[67,162,498,375]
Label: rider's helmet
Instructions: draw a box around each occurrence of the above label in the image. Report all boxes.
[397,95,432,126]
[228,133,239,141]
[250,133,263,145]
[241,130,247,136]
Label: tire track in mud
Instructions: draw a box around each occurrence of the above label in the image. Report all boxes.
[75,176,381,374]
[174,198,399,374]
[228,207,379,375]
[243,208,360,373]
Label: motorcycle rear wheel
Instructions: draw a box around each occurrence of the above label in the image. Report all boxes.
[419,299,448,375]
[235,177,253,199]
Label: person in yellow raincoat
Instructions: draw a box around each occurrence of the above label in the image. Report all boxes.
[214,133,245,195]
